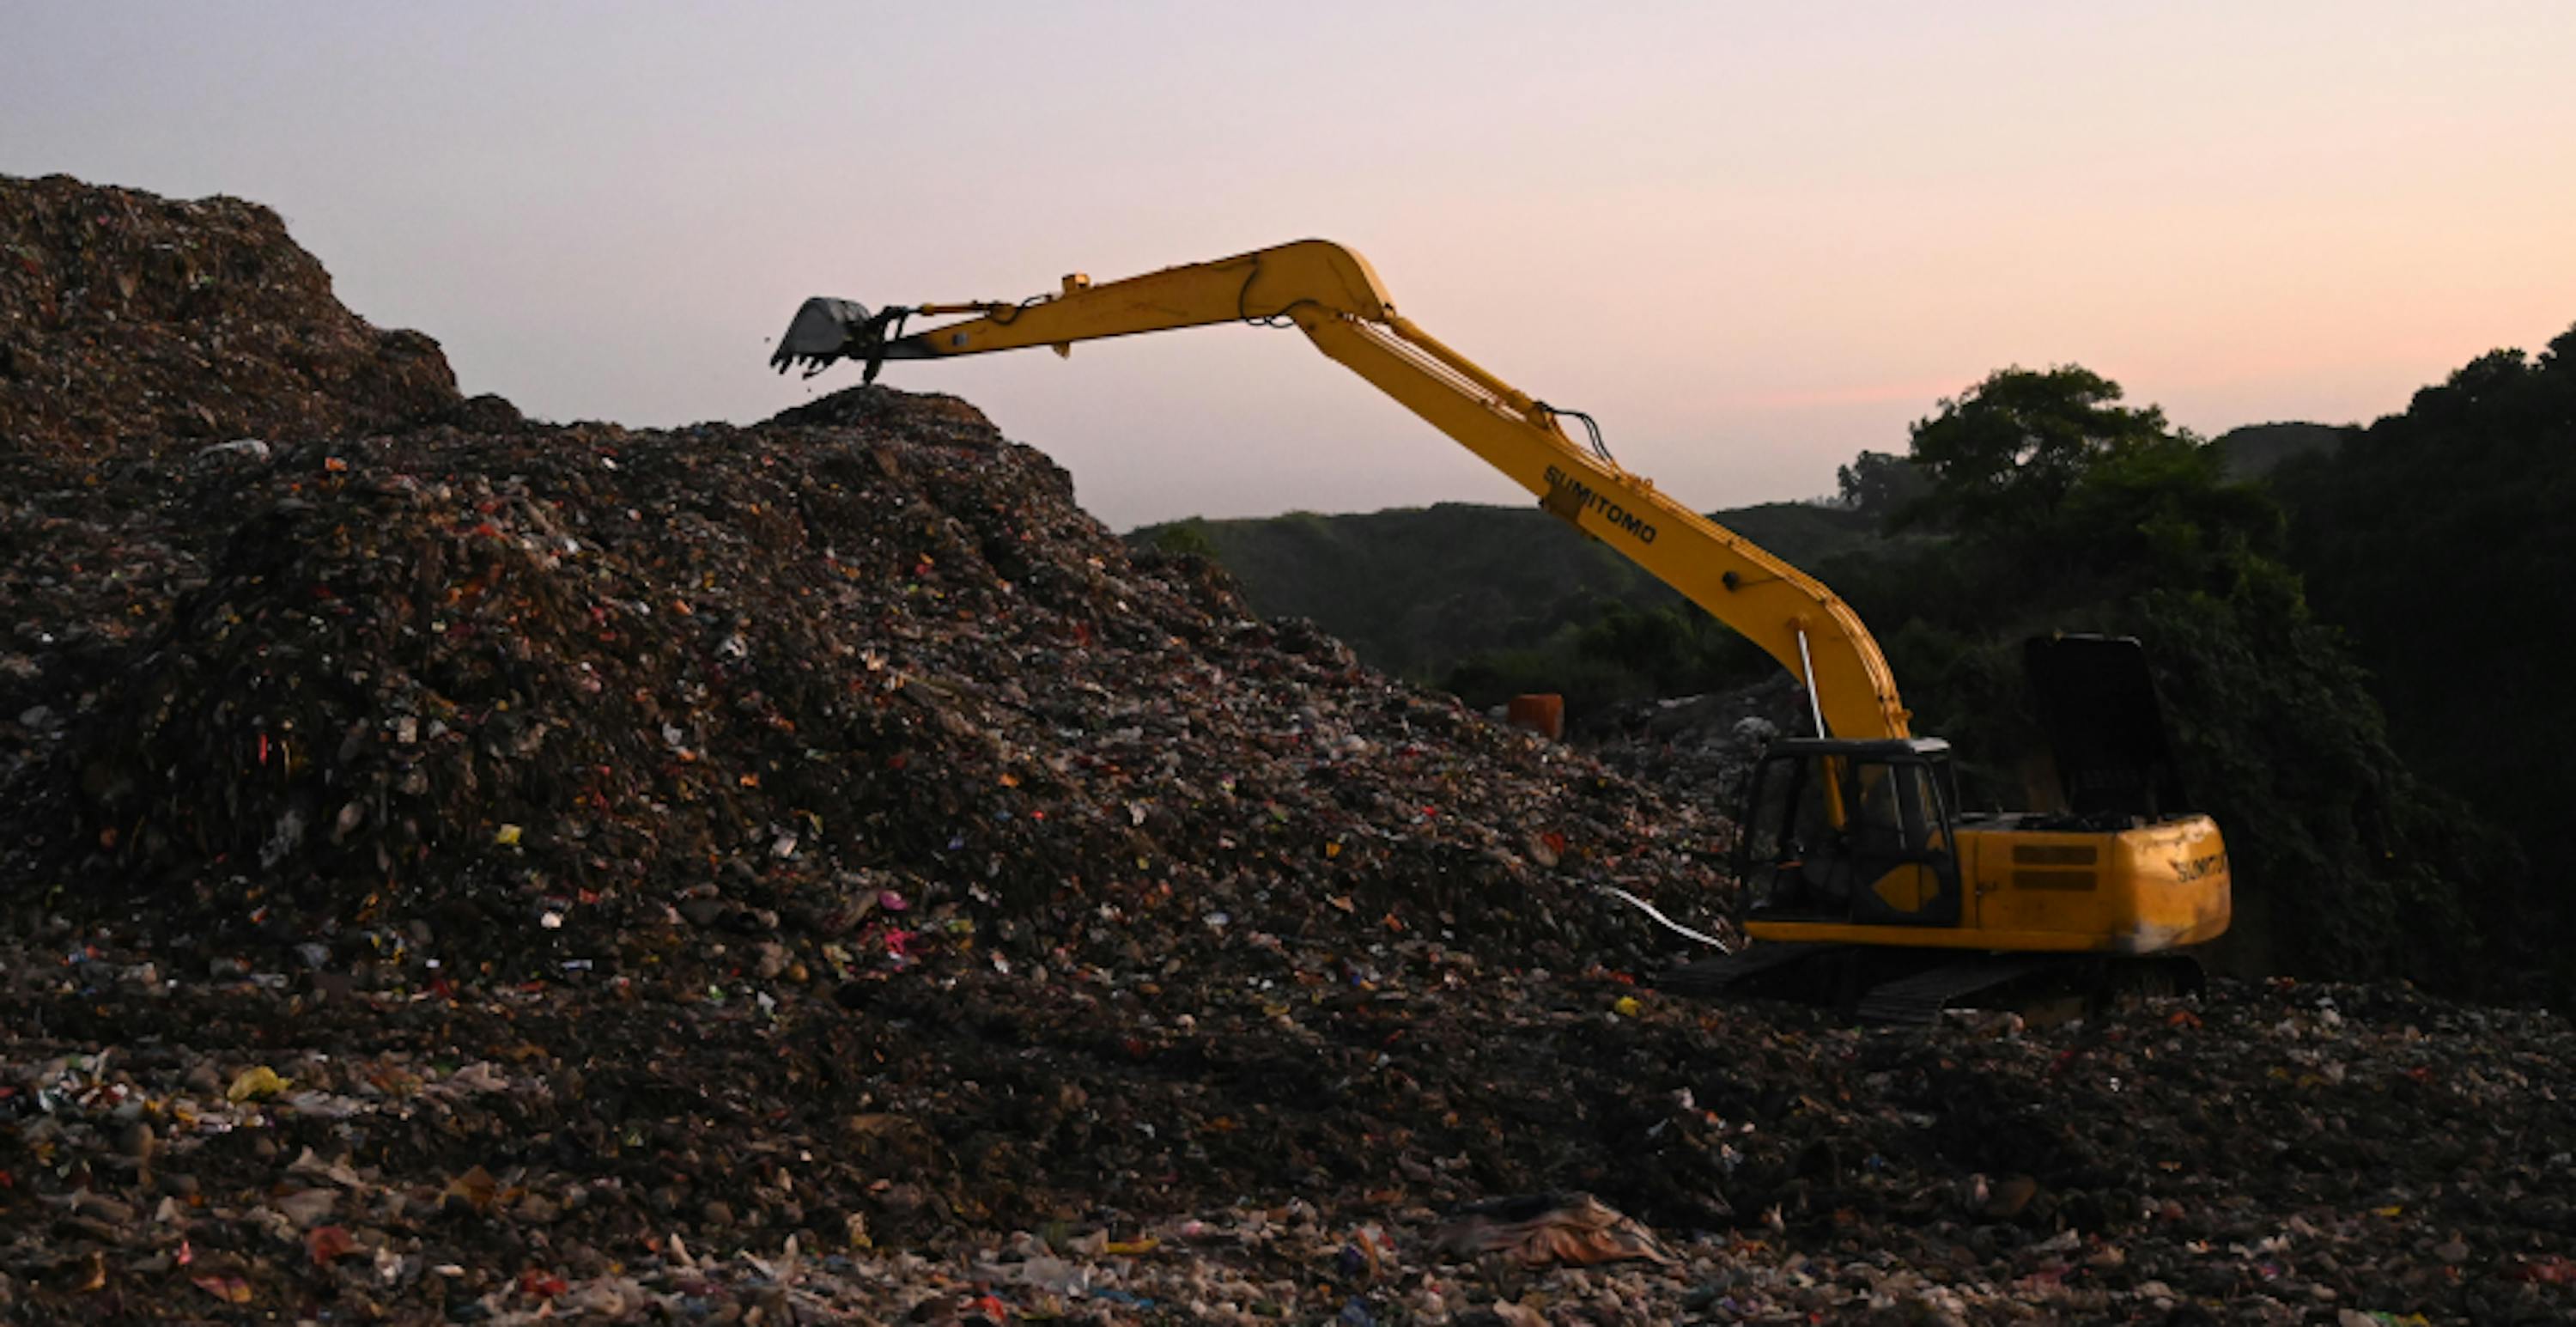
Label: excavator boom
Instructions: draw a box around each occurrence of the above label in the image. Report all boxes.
[774,240,1911,744]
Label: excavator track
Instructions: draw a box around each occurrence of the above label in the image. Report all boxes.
[1655,942,1841,1000]
[1854,954,2064,1024]
[1660,947,2206,1026]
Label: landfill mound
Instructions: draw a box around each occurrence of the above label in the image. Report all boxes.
[1577,674,1811,800]
[1,174,1723,988]
[0,174,472,462]
[11,399,1720,988]
[0,173,496,837]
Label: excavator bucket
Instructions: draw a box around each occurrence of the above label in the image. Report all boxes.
[769,297,876,378]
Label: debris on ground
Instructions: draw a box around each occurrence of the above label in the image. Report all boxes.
[1432,1193,1678,1268]
[1575,674,1810,812]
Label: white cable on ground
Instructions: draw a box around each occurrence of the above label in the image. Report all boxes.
[1595,886,1737,953]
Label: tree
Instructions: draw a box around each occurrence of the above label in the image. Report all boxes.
[2264,320,2576,994]
[1905,366,2176,537]
[1833,450,1931,521]
[1149,519,1218,559]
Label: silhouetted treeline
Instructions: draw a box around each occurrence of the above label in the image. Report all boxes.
[2266,326,2576,993]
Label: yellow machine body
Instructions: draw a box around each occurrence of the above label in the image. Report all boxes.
[1748,817,2233,954]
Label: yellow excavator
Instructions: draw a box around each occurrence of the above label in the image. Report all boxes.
[771,240,2230,1020]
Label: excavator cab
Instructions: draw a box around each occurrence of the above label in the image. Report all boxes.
[1739,738,1963,927]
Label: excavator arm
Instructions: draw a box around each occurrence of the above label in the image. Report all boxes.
[773,240,1911,741]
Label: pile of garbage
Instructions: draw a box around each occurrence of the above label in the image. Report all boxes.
[5,174,2573,1324]
[1573,674,1810,813]
[3,177,1728,997]
[0,172,499,854]
[0,173,471,462]
[6,402,1724,991]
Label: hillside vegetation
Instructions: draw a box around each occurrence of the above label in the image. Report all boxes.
[1132,502,1903,706]
[2212,420,2347,478]
[2267,329,2576,967]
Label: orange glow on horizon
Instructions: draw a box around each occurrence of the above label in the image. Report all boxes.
[6,1,2571,525]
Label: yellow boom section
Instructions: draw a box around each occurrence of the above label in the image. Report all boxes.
[849,240,1911,741]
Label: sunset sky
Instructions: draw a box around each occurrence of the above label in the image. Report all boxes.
[8,2,2573,527]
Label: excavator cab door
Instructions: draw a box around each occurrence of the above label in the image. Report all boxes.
[1740,740,1963,927]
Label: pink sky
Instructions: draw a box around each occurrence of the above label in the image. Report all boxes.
[8,2,2573,527]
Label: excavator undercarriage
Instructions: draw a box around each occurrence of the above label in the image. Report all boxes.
[1662,942,2206,1026]
[1663,636,2227,1024]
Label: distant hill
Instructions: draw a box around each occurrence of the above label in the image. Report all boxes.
[1121,425,2350,696]
[1128,501,1893,679]
[2212,422,2348,478]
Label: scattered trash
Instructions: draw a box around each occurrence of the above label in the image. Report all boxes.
[305,1225,356,1266]
[224,1066,290,1102]
[1433,1193,1678,1268]
[191,1275,252,1304]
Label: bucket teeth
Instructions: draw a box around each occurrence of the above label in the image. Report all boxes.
[770,296,873,376]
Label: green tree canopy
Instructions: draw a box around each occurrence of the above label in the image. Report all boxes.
[1833,449,1930,520]
[2265,321,2576,984]
[1905,365,2178,537]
